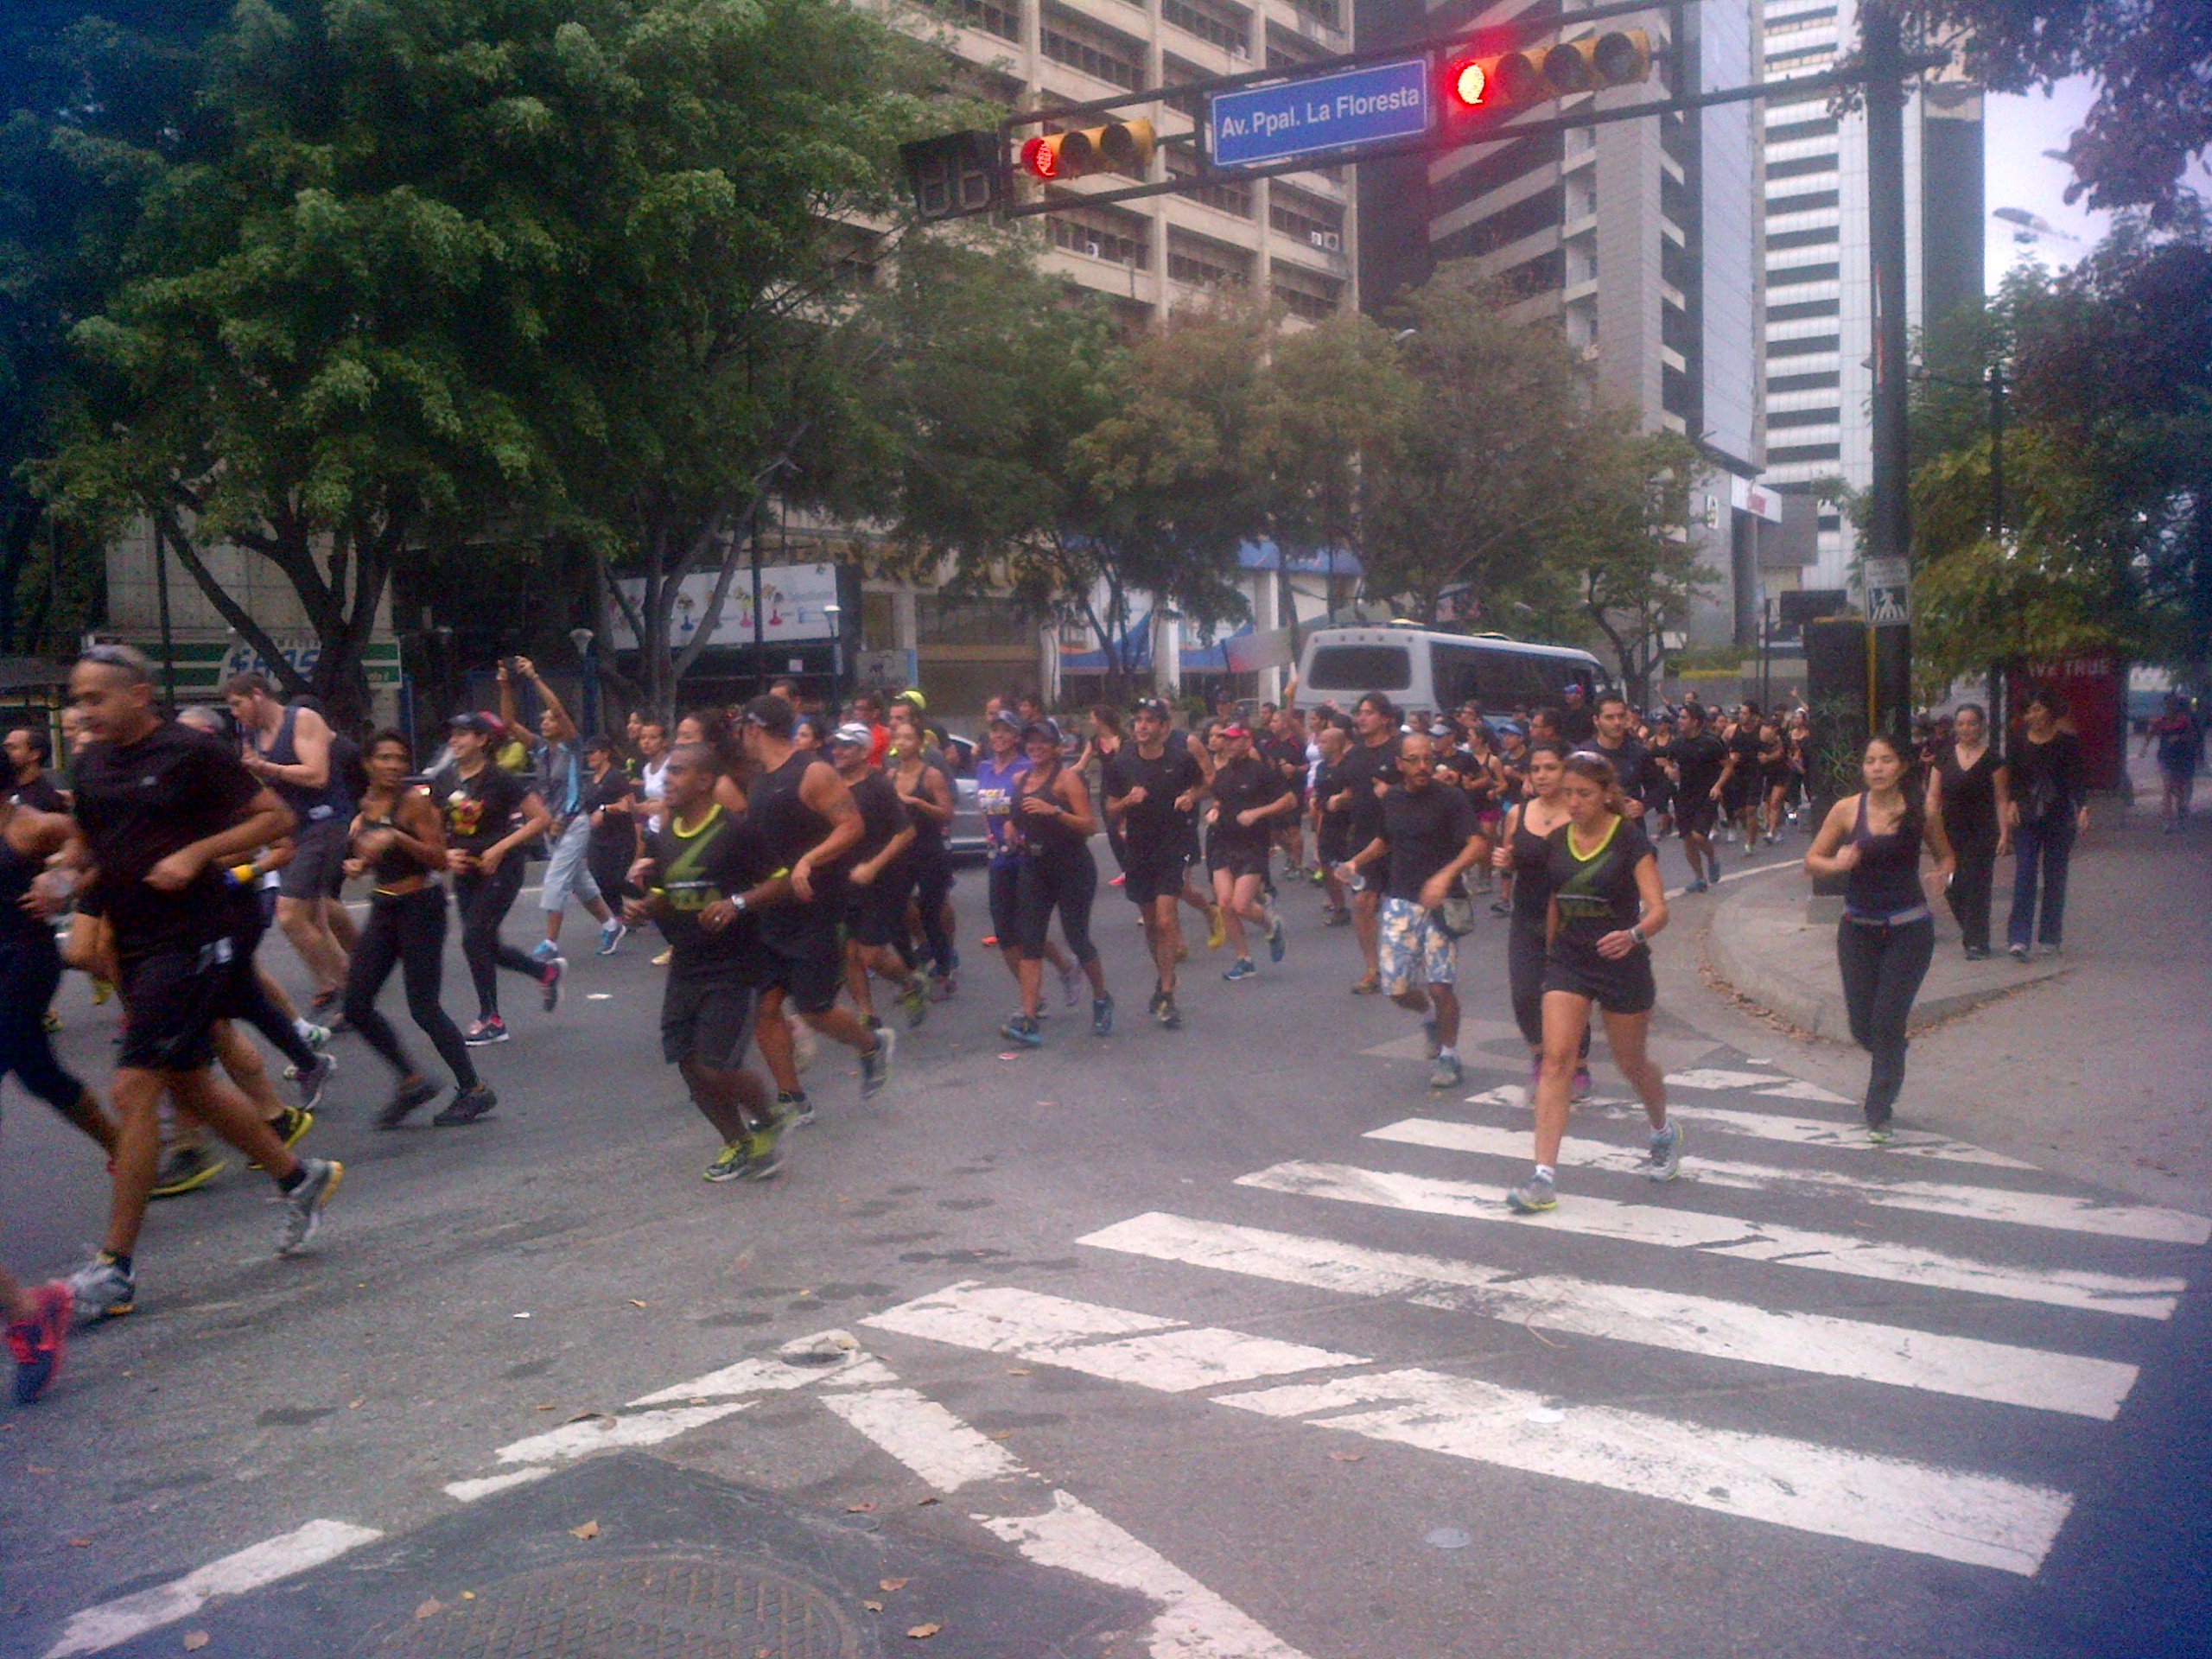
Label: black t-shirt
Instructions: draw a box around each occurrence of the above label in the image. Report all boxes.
[2012,731,2084,823]
[1264,735,1308,799]
[1103,743,1204,843]
[646,806,772,982]
[849,770,908,868]
[1311,757,1350,826]
[1336,737,1401,844]
[1560,704,1597,745]
[584,766,636,856]
[1726,729,1763,788]
[1547,817,1657,955]
[1209,753,1288,850]
[1379,781,1479,902]
[72,721,261,960]
[10,773,67,815]
[1591,738,1649,802]
[1671,731,1729,800]
[429,761,530,856]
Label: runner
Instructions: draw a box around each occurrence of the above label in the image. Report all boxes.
[2141,690,2203,831]
[1076,707,1130,881]
[1641,709,1677,836]
[1002,718,1113,1046]
[0,792,115,1154]
[1669,702,1729,892]
[430,712,560,1045]
[5,724,67,812]
[975,709,1078,998]
[581,734,639,932]
[1758,717,1793,843]
[1557,683,1597,746]
[4,1269,73,1403]
[1589,694,1649,822]
[829,722,927,1030]
[1266,707,1313,880]
[1103,696,1210,1027]
[626,744,791,1180]
[636,718,672,832]
[225,672,354,1009]
[343,731,496,1128]
[1492,741,1589,1095]
[1328,694,1400,993]
[888,703,958,998]
[1309,721,1355,926]
[1505,750,1679,1215]
[60,645,342,1318]
[736,695,893,1109]
[1717,701,1765,855]
[499,658,623,962]
[1340,730,1486,1089]
[1931,703,2007,959]
[1806,732,1956,1141]
[1204,722,1296,981]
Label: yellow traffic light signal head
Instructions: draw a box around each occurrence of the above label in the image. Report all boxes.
[1446,29,1650,113]
[1019,118,1156,181]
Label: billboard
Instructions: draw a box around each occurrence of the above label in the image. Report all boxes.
[609,563,838,650]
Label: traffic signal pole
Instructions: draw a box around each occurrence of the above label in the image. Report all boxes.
[1862,0,1914,742]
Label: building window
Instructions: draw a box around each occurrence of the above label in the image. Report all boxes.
[1272,263,1341,320]
[1287,0,1338,24]
[916,594,1033,647]
[1766,334,1840,358]
[1040,17,1141,87]
[1767,261,1840,286]
[1765,116,1839,143]
[1769,188,1841,216]
[1265,29,1325,70]
[939,0,1020,41]
[1769,297,1841,321]
[1049,214,1148,266]
[1768,226,1841,250]
[1162,0,1249,54]
[1268,188,1343,249]
[1767,153,1838,181]
[1767,405,1839,428]
[1167,150,1251,216]
[1769,442,1843,463]
[1167,232,1252,288]
[1769,369,1842,391]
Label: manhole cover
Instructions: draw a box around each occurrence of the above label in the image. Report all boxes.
[372,1555,864,1658]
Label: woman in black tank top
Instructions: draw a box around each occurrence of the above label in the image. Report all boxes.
[1003,721,1111,1046]
[1805,733,1955,1141]
[1491,743,1586,1077]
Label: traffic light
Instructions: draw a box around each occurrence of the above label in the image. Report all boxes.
[901,130,1002,220]
[1019,118,1156,182]
[1446,29,1651,112]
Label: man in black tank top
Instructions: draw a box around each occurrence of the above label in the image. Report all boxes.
[226,673,354,1006]
[738,696,894,1107]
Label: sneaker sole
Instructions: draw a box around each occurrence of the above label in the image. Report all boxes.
[150,1156,230,1198]
[281,1162,344,1256]
[1506,1195,1557,1215]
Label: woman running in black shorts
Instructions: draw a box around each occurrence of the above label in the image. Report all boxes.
[1491,742,1586,1096]
[1506,752,1681,1214]
[1003,720,1112,1046]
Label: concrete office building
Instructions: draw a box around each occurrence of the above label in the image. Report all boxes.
[1353,0,1768,646]
[1757,0,1983,593]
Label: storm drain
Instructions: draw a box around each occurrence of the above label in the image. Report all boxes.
[372,1555,864,1659]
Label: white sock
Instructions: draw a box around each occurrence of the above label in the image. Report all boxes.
[1533,1163,1555,1182]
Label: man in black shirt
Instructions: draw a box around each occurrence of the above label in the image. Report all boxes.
[5,725,67,813]
[1669,702,1729,892]
[1558,683,1597,746]
[1329,694,1401,994]
[431,713,556,1045]
[1103,697,1211,1027]
[60,645,342,1320]
[1591,694,1649,820]
[628,746,791,1180]
[1340,730,1486,1089]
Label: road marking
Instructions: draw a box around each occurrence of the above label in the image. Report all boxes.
[1464,1085,2040,1169]
[1752,1077,1859,1105]
[443,1467,554,1503]
[1078,1212,2139,1420]
[818,1385,1030,1491]
[627,1347,877,1407]
[1212,1368,2074,1577]
[1369,1118,2212,1246]
[494,1402,753,1465]
[43,1520,384,1658]
[1668,1067,1791,1090]
[1236,1162,2184,1319]
[981,1491,1312,1659]
[866,1283,1363,1392]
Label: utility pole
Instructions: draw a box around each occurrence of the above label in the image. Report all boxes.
[1861,0,1912,742]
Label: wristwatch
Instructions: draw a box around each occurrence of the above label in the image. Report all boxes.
[731,893,749,914]
[1628,925,1647,946]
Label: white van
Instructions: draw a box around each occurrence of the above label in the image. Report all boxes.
[1291,626,1605,717]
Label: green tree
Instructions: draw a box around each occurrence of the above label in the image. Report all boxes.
[1560,429,1709,708]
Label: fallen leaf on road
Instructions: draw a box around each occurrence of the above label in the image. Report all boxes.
[26,1465,54,1475]
[535,1403,557,1411]
[415,1599,442,1619]
[460,1592,475,1600]
[346,1399,363,1410]
[569,1520,600,1541]
[906,1624,942,1640]
[628,1300,648,1309]
[915,1497,941,1507]
[986,1431,1013,1440]
[563,1410,611,1426]
[864,1600,884,1612]
[1327,1451,1363,1463]
[1005,1368,1031,1376]
[67,1538,90,1548]
[182,1633,209,1651]
[845,1500,877,1513]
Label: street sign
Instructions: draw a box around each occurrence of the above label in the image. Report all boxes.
[1863,556,1910,625]
[1209,57,1433,168]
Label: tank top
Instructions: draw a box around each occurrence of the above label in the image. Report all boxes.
[259,704,353,823]
[1015,764,1086,859]
[747,748,844,926]
[0,826,54,954]
[896,760,948,861]
[1843,792,1927,923]
[358,803,425,890]
[1508,809,1559,930]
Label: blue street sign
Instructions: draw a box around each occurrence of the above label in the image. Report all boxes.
[1209,56,1433,168]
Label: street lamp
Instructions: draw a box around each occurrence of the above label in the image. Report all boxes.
[822,601,843,701]
[569,627,598,735]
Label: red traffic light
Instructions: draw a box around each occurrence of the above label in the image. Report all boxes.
[1020,134,1059,179]
[1450,58,1488,106]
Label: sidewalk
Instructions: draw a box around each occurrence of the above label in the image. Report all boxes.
[1664,779,2212,1214]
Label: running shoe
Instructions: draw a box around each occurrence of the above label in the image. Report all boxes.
[1058,959,1083,1007]
[1001,1013,1043,1048]
[149,1143,228,1199]
[296,1052,336,1111]
[1962,945,1990,961]
[2037,941,2062,957]
[860,1027,896,1097]
[540,956,566,1012]
[1109,872,1125,887]
[1571,1065,1592,1101]
[463,1016,509,1046]
[1421,1017,1440,1058]
[652,948,673,966]
[295,1019,333,1051]
[1505,1173,1557,1215]
[927,969,957,1002]
[743,1118,787,1181]
[899,978,929,1029]
[778,1091,816,1128]
[704,1141,752,1183]
[1350,973,1381,995]
[1686,878,1709,894]
[597,919,626,956]
[2007,943,2030,962]
[433,1084,499,1126]
[8,1281,72,1404]
[1091,995,1114,1038]
[270,1104,315,1151]
[1147,987,1167,1020]
[1158,997,1181,1031]
[1325,906,1351,926]
[376,1076,442,1130]
[1267,913,1287,964]
[276,1157,343,1255]
[1646,1122,1684,1181]
[67,1255,135,1323]
[1428,1053,1464,1090]
[1866,1115,1894,1146]
[531,938,559,963]
[1223,957,1257,982]
[1205,906,1227,950]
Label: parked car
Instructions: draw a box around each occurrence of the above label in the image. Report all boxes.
[938,730,989,865]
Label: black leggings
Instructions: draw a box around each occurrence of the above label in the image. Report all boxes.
[228,927,321,1073]
[345,886,479,1090]
[1507,920,1588,1058]
[452,860,540,1019]
[912,854,955,970]
[1016,847,1098,966]
[1947,831,1998,953]
[1835,914,1934,1123]
[587,841,634,908]
[0,944,87,1114]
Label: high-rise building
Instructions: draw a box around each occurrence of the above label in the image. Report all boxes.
[1756,0,1984,592]
[921,0,1362,324]
[1353,0,1767,644]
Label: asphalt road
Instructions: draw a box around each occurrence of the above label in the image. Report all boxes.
[3,826,2207,1659]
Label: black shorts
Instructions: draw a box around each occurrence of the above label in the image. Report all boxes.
[846,865,914,948]
[1208,842,1270,883]
[1315,815,1352,865]
[1676,793,1719,836]
[117,938,257,1072]
[988,861,1021,943]
[760,913,843,1015]
[1122,839,1191,906]
[661,974,757,1069]
[1542,944,1657,1015]
[280,814,351,901]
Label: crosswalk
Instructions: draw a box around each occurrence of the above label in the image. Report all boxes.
[858,1054,2206,1582]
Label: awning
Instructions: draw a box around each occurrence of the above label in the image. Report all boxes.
[1179,624,1257,674]
[1236,539,1363,578]
[1059,610,1154,673]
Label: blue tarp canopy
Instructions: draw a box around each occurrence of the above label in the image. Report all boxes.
[1179,623,1256,673]
[1059,609,1154,673]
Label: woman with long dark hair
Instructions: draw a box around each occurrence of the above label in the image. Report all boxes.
[346,732,496,1127]
[2004,686,2088,960]
[1806,732,1955,1141]
[1003,720,1112,1046]
[1491,741,1587,1095]
[1930,703,2006,958]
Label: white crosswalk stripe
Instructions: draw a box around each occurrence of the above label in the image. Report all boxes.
[1368,1116,2212,1245]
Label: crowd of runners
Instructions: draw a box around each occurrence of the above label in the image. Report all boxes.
[0,643,2056,1402]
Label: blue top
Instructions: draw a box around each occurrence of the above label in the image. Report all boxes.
[259,703,354,825]
[973,753,1027,868]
